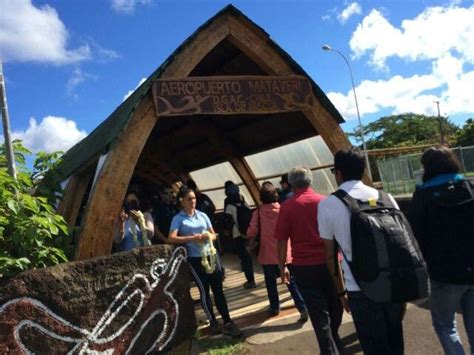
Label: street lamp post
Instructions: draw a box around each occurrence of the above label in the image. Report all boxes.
[433,100,445,145]
[322,44,373,181]
[0,60,17,180]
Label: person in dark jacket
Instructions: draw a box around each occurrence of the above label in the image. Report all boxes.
[409,146,474,355]
[278,173,293,203]
[186,179,216,220]
[224,180,256,289]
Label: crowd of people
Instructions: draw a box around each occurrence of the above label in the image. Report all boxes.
[114,146,473,355]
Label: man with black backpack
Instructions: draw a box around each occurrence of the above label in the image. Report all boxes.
[319,148,429,355]
[409,147,474,355]
[224,181,256,289]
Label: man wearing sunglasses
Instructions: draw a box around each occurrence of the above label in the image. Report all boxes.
[152,185,179,244]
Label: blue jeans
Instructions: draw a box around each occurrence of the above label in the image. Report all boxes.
[262,264,307,312]
[348,291,405,355]
[430,281,474,355]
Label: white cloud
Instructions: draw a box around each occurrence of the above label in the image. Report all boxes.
[111,0,151,14]
[11,116,87,153]
[441,71,474,115]
[90,41,120,63]
[321,7,338,21]
[328,67,474,119]
[328,73,439,118]
[66,68,98,96]
[338,2,362,24]
[431,53,464,83]
[123,78,147,101]
[0,0,118,65]
[350,6,474,70]
[328,4,474,121]
[0,0,90,64]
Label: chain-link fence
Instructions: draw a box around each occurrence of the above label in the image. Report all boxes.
[377,145,474,196]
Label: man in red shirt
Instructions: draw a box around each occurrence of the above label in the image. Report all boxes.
[275,167,343,355]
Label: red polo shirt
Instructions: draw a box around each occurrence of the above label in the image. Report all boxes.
[274,187,327,266]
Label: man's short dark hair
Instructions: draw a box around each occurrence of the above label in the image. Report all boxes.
[280,173,290,186]
[186,179,197,191]
[260,183,279,204]
[159,184,172,194]
[334,148,366,181]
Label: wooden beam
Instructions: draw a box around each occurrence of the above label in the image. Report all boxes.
[134,168,174,186]
[227,16,292,76]
[229,158,261,206]
[139,143,189,183]
[304,108,371,184]
[192,120,261,205]
[160,15,230,79]
[75,96,157,260]
[56,169,93,228]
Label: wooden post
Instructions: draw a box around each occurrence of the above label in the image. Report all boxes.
[57,170,94,228]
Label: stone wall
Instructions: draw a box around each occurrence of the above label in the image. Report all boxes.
[0,245,196,354]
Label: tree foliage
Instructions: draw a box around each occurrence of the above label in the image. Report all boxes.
[454,118,474,147]
[0,141,72,278]
[349,113,459,150]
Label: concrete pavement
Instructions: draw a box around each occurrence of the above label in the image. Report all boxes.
[190,254,471,354]
[242,300,471,354]
[193,300,471,354]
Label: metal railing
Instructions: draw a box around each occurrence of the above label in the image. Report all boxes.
[377,145,474,196]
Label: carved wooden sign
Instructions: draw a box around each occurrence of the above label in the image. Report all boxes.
[0,246,195,354]
[152,75,315,116]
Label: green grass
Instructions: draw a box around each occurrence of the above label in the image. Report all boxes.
[198,337,244,355]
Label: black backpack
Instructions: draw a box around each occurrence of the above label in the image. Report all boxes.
[212,212,234,234]
[334,189,429,303]
[233,203,253,235]
[423,178,474,284]
[196,193,216,220]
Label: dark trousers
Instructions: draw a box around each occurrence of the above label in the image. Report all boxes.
[235,236,255,283]
[290,264,343,355]
[188,257,231,324]
[262,264,307,312]
[348,291,404,355]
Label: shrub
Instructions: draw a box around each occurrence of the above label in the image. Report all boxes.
[0,141,72,277]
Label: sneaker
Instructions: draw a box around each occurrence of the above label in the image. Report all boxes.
[267,308,280,317]
[222,321,243,338]
[243,281,256,289]
[298,310,309,323]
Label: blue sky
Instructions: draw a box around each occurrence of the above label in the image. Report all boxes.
[1,0,473,154]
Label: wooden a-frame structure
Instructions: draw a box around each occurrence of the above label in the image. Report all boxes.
[55,5,353,260]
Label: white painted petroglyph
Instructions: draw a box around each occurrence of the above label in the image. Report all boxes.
[0,247,188,354]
